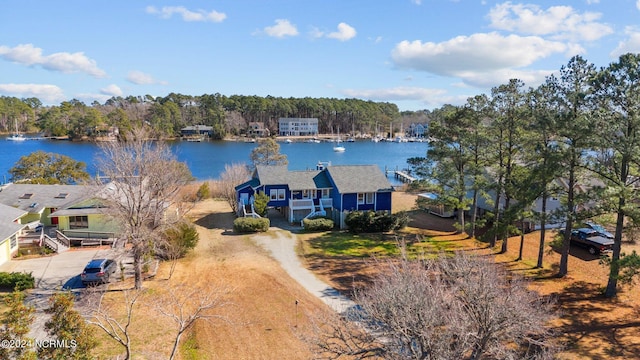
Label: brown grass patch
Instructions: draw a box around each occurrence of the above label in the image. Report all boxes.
[91,199,329,359]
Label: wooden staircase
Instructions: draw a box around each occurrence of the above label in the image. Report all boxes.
[41,234,69,253]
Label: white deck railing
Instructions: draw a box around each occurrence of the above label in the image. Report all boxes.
[289,199,314,210]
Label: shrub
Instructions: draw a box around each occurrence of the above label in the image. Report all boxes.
[345,211,407,233]
[233,217,270,233]
[303,217,334,231]
[392,211,410,230]
[253,192,270,217]
[196,182,211,201]
[158,221,200,260]
[0,272,35,291]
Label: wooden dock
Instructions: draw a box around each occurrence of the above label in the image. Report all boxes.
[393,170,416,183]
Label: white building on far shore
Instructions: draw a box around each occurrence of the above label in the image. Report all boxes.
[278,118,319,136]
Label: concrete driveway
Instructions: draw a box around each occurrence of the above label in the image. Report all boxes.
[0,247,129,342]
[0,248,117,291]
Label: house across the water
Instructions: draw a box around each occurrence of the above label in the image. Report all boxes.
[235,162,394,228]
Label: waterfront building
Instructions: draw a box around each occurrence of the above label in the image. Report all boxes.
[278,118,318,136]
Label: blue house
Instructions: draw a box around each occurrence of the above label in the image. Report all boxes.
[235,163,394,228]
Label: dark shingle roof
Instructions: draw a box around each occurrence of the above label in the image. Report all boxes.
[326,165,393,193]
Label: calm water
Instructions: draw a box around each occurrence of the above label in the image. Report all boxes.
[0,137,428,185]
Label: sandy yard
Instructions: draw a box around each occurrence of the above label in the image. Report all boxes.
[92,198,330,359]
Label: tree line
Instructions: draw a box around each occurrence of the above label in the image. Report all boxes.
[0,94,417,140]
[411,53,640,298]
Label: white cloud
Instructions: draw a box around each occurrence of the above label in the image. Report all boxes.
[343,86,472,109]
[391,32,565,77]
[610,26,640,58]
[411,0,422,4]
[460,68,554,88]
[487,2,613,41]
[326,23,357,41]
[342,87,446,101]
[75,92,113,105]
[0,44,106,78]
[145,6,226,22]
[126,70,167,85]
[263,19,298,38]
[0,83,65,103]
[637,0,640,11]
[100,84,122,96]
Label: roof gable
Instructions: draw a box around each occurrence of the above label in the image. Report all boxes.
[0,203,27,241]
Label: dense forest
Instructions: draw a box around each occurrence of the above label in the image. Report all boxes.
[0,94,429,140]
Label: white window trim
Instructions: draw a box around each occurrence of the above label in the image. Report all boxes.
[277,189,286,200]
[270,189,277,201]
[357,193,365,205]
[366,192,375,204]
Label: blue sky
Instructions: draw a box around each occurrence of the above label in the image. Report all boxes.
[1,1,639,111]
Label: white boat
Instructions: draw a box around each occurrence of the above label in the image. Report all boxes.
[285,138,292,143]
[333,127,346,152]
[6,120,26,141]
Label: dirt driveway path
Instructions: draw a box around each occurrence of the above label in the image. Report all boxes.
[252,230,355,313]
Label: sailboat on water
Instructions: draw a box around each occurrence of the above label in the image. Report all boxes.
[333,127,345,152]
[6,120,26,141]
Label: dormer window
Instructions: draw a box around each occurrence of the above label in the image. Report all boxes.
[55,193,69,199]
[20,193,33,199]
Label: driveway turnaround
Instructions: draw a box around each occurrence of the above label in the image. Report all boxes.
[252,230,356,313]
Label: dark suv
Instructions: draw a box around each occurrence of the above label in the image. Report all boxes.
[81,258,116,285]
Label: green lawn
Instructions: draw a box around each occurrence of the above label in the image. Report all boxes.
[303,230,468,258]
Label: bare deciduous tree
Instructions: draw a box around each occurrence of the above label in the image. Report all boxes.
[95,127,193,289]
[310,252,559,360]
[153,282,231,360]
[218,163,250,214]
[84,288,145,360]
